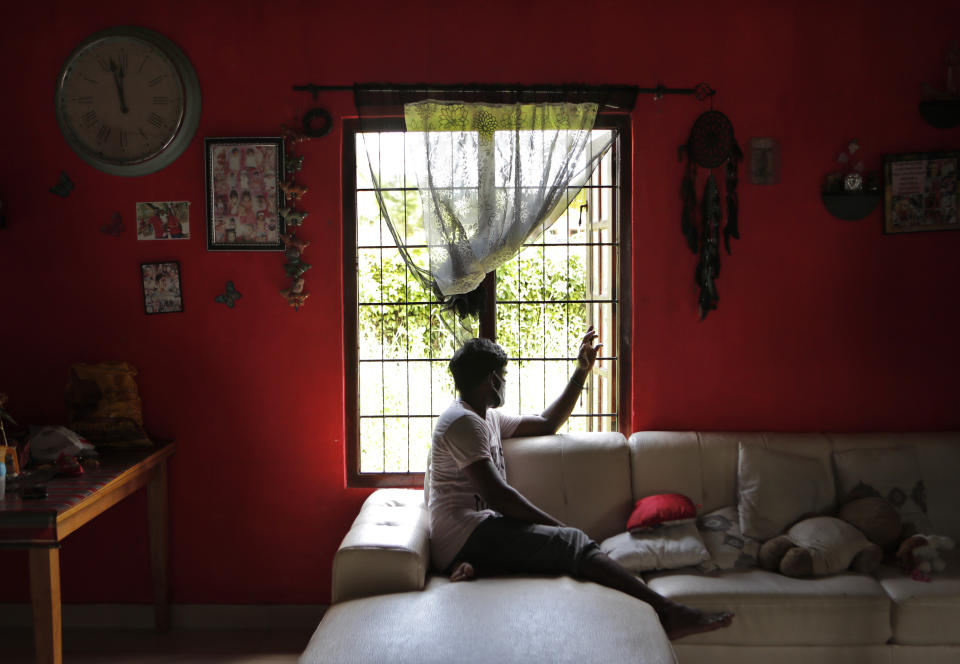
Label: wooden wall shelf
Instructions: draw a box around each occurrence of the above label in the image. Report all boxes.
[821,192,881,221]
[919,100,960,129]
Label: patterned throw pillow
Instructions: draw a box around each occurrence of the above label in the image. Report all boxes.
[833,446,932,536]
[696,506,762,573]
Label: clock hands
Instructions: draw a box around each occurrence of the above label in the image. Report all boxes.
[109,58,129,114]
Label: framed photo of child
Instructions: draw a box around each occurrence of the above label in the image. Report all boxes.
[141,261,184,314]
[204,137,285,250]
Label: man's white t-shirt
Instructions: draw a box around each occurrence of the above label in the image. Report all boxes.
[425,400,521,572]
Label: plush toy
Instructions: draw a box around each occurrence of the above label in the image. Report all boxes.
[837,496,903,552]
[759,516,883,577]
[896,534,955,580]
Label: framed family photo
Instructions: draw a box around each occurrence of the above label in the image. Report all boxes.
[205,137,285,250]
[136,201,190,240]
[883,151,960,234]
[141,261,184,314]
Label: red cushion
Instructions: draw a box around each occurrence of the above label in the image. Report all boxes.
[627,493,697,532]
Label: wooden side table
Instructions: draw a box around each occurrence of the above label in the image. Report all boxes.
[0,440,176,664]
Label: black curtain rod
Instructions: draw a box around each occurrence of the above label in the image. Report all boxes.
[293,82,714,101]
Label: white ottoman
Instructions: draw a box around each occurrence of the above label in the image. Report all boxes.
[301,576,676,664]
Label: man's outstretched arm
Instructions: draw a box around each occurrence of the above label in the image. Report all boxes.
[462,458,563,527]
[512,326,603,437]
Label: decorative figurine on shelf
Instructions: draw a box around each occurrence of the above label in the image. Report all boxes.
[678,91,742,321]
[824,140,879,195]
[278,120,313,310]
[919,42,960,129]
[922,40,960,101]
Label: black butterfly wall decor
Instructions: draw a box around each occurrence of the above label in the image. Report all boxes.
[215,281,242,308]
[100,212,124,236]
[49,171,74,197]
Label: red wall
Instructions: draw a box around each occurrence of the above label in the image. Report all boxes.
[1,0,958,605]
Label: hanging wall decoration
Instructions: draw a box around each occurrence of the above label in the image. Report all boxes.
[278,123,312,310]
[100,211,124,236]
[215,280,243,308]
[678,93,742,320]
[49,171,74,197]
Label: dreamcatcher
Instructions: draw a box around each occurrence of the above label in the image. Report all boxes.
[678,88,742,320]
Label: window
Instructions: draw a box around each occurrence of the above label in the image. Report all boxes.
[344,115,631,487]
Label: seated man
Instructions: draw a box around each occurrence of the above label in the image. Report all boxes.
[426,327,733,640]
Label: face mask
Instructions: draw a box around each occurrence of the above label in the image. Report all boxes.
[491,372,505,408]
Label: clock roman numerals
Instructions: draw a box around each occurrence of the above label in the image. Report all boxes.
[55,27,199,174]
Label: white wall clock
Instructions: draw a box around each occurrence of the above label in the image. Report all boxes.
[55,26,201,177]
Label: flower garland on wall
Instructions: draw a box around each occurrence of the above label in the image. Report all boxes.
[279,125,311,310]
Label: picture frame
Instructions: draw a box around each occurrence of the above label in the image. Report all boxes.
[205,137,285,250]
[136,201,191,240]
[141,261,184,314]
[883,151,960,234]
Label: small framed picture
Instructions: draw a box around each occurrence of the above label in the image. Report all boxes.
[883,151,960,234]
[205,137,285,251]
[141,261,184,314]
[136,201,191,240]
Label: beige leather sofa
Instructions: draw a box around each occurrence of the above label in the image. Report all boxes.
[300,431,960,664]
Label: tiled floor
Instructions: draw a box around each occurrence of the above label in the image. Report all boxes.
[0,628,310,663]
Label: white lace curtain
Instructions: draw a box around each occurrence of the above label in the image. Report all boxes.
[358,100,614,316]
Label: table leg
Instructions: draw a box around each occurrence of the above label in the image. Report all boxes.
[28,547,61,664]
[147,461,170,632]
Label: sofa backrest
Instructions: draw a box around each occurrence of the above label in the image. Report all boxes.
[503,431,632,542]
[825,432,960,543]
[628,431,960,542]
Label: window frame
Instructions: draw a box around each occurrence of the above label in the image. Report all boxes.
[343,113,632,488]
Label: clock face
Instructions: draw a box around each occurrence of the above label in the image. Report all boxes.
[55,27,201,176]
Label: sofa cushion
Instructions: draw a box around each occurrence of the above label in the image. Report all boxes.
[601,523,710,572]
[331,489,430,603]
[628,432,835,517]
[627,493,697,532]
[833,445,932,535]
[737,443,834,540]
[826,432,960,544]
[697,505,762,572]
[644,568,891,646]
[504,431,632,542]
[300,576,677,664]
[877,556,960,645]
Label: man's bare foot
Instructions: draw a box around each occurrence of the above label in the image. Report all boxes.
[659,603,734,641]
[450,561,475,582]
